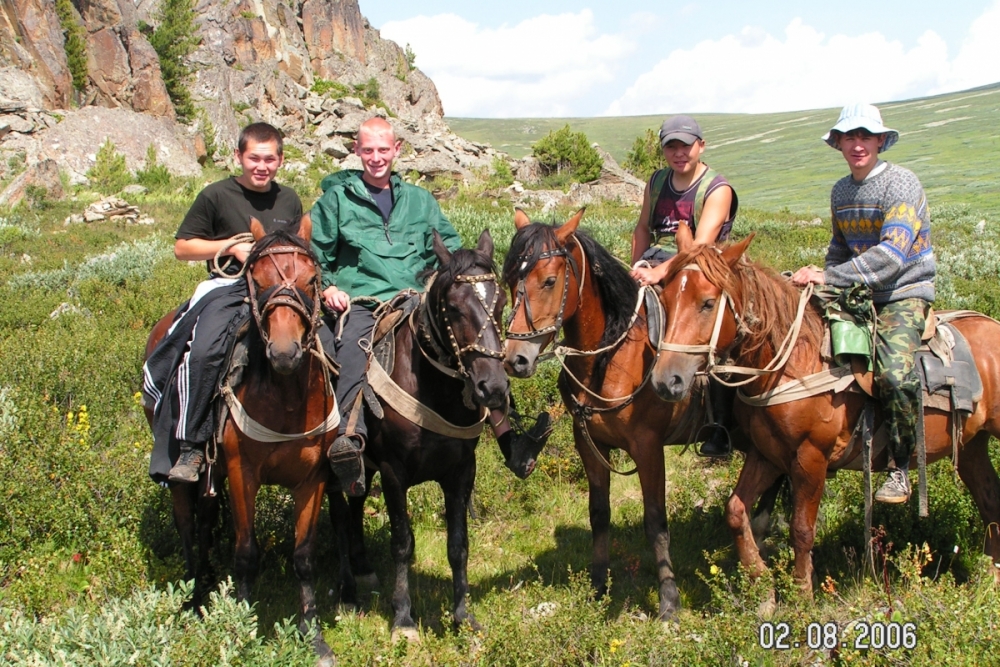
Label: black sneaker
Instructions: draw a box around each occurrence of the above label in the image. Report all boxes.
[168,442,205,483]
[697,424,732,458]
[328,434,366,497]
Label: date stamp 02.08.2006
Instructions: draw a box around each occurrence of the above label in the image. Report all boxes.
[758,621,917,651]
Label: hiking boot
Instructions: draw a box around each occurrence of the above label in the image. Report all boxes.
[514,412,553,451]
[328,434,366,497]
[697,424,732,458]
[875,468,911,504]
[168,442,205,483]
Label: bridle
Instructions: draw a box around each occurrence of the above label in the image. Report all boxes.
[504,236,586,348]
[420,269,506,380]
[246,244,323,352]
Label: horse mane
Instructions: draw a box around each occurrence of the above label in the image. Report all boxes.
[665,243,823,370]
[424,246,496,296]
[245,218,317,266]
[503,221,640,383]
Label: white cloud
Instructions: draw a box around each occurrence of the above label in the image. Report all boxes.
[938,0,1000,92]
[606,18,955,115]
[379,11,634,117]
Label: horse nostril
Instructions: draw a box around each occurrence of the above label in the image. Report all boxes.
[514,354,529,370]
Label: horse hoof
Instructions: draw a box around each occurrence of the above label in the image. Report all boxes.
[313,635,335,666]
[315,656,336,667]
[336,601,357,616]
[355,573,380,589]
[756,590,777,619]
[391,626,420,643]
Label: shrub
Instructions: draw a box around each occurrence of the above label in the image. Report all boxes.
[136,144,172,189]
[149,0,201,121]
[487,155,515,189]
[405,43,417,71]
[86,139,132,194]
[622,127,667,182]
[531,124,603,184]
[8,238,171,290]
[310,78,350,98]
[55,0,88,92]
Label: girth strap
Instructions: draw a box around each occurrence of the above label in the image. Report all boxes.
[221,383,340,442]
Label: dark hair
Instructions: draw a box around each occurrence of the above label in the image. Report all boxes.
[238,122,284,155]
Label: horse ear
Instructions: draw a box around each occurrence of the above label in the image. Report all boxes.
[513,208,531,230]
[554,207,585,243]
[676,220,694,252]
[250,216,266,241]
[476,228,494,259]
[721,232,755,268]
[297,213,312,242]
[432,229,452,265]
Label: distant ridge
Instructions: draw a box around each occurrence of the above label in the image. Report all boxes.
[449,83,1000,215]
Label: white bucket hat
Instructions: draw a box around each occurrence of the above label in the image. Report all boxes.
[822,103,899,152]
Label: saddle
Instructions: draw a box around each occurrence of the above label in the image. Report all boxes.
[365,291,422,419]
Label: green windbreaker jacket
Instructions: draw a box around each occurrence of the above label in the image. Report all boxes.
[310,170,462,302]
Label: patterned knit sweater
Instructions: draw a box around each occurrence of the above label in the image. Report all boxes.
[823,161,935,304]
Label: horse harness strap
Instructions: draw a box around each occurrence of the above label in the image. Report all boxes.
[247,244,324,353]
[367,355,487,439]
[221,383,341,442]
[506,235,587,343]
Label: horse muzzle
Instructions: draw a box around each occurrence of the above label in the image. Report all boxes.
[267,340,304,375]
[503,339,544,378]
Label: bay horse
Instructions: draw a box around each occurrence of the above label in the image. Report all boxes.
[352,229,509,640]
[650,233,1000,600]
[502,209,707,621]
[144,216,343,662]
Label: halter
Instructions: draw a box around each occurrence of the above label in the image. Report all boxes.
[505,236,586,347]
[420,270,506,380]
[657,263,813,387]
[246,245,324,352]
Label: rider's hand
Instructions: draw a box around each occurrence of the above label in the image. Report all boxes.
[791,265,825,287]
[230,242,253,263]
[630,266,656,286]
[323,285,350,312]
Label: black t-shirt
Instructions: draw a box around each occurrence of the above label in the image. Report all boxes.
[176,177,302,275]
[364,180,394,223]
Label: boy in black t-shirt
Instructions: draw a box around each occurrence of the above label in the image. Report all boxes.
[143,123,305,484]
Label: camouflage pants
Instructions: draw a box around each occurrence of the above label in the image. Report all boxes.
[874,298,929,469]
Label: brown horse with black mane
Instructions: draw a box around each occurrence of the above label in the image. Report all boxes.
[651,233,1000,600]
[502,209,709,621]
[144,216,341,663]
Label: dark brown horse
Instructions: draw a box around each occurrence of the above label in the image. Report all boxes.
[650,233,1000,603]
[144,216,341,662]
[502,209,707,621]
[351,229,509,640]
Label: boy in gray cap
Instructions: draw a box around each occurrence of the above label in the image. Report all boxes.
[791,103,935,504]
[630,114,739,457]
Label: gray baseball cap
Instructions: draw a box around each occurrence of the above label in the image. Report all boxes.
[659,115,703,146]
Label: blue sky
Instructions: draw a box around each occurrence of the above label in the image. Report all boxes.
[358,0,1000,117]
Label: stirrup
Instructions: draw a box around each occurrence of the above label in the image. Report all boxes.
[695,423,732,458]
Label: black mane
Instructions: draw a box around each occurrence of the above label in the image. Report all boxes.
[503,221,640,383]
[245,218,317,265]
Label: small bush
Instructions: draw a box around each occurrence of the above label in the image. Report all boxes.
[86,139,132,195]
[136,144,172,189]
[310,78,350,98]
[405,43,417,71]
[532,124,603,184]
[488,155,515,189]
[8,238,171,290]
[622,127,667,182]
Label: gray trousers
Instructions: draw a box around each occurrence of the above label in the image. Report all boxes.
[327,307,376,439]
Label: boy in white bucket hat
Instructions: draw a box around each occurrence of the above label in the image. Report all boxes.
[792,103,935,504]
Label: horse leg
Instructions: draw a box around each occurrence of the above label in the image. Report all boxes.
[633,437,679,620]
[787,444,829,598]
[442,459,479,631]
[347,469,379,588]
[292,480,334,660]
[225,462,260,603]
[380,465,419,641]
[956,432,1000,579]
[575,424,613,599]
[725,447,783,616]
[327,487,359,610]
[751,475,787,548]
[170,481,201,608]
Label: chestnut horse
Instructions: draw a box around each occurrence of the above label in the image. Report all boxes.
[650,234,1000,600]
[144,217,342,662]
[350,229,509,640]
[502,209,709,621]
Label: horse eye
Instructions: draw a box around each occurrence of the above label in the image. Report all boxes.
[543,276,557,289]
[702,298,716,312]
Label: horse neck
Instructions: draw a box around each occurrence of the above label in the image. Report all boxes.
[244,335,322,406]
[560,241,606,354]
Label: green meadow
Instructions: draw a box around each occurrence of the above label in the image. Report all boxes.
[449,82,1000,216]
[1,83,1000,664]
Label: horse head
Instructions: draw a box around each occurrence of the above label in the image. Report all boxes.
[425,228,509,410]
[502,208,586,378]
[651,232,753,401]
[246,215,322,375]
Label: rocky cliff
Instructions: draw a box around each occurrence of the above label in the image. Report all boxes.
[0,0,500,189]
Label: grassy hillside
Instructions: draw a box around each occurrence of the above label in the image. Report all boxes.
[449,83,1000,216]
